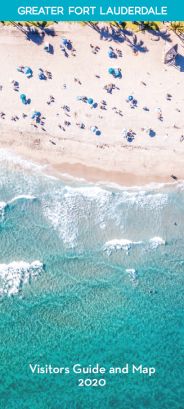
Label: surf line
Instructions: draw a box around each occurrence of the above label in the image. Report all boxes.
[99,6,168,16]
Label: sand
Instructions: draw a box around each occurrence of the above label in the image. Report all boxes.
[0,22,184,185]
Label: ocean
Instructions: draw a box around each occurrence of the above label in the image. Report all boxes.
[0,150,183,409]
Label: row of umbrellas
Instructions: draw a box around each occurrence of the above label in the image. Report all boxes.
[77,96,98,109]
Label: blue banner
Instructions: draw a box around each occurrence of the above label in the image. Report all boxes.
[0,0,183,21]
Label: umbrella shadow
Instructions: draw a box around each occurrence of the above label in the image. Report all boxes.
[25,26,56,45]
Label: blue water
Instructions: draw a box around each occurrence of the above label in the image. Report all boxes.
[0,151,184,409]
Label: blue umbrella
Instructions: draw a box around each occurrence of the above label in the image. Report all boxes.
[20,94,27,104]
[62,38,68,46]
[108,67,114,74]
[108,50,116,58]
[88,98,94,105]
[128,95,133,101]
[96,130,101,136]
[24,67,32,77]
[32,111,41,120]
[114,68,121,78]
[38,71,46,80]
[93,102,98,109]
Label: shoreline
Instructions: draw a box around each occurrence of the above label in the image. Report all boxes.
[0,127,183,187]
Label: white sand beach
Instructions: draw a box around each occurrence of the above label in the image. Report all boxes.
[0,22,184,185]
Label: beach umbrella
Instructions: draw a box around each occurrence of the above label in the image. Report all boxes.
[93,102,98,109]
[108,67,114,74]
[62,38,68,46]
[31,111,41,121]
[38,71,46,80]
[24,67,33,77]
[128,95,133,101]
[148,129,156,137]
[20,94,26,100]
[114,68,121,78]
[20,94,27,104]
[108,50,116,58]
[87,98,94,105]
[96,130,101,136]
[32,111,41,119]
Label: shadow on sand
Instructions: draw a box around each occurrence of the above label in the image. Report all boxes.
[9,22,56,45]
[26,26,56,45]
[86,22,148,53]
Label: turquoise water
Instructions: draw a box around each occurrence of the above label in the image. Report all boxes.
[0,151,184,409]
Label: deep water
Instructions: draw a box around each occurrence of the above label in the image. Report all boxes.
[0,151,184,409]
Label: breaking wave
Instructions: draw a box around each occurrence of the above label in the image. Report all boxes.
[42,183,169,248]
[0,260,44,297]
[0,195,37,221]
[104,236,165,254]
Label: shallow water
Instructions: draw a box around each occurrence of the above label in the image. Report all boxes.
[0,151,183,408]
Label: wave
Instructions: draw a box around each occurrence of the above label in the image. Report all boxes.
[104,239,143,251]
[0,260,43,297]
[63,185,111,200]
[5,195,37,208]
[42,181,170,248]
[104,236,165,254]
[42,185,111,247]
[125,268,138,286]
[98,179,184,193]
[0,201,6,222]
[0,195,37,220]
[148,236,166,249]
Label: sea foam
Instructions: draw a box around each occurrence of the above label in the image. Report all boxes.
[149,236,166,249]
[0,260,43,297]
[125,268,138,286]
[104,239,143,251]
[104,237,165,254]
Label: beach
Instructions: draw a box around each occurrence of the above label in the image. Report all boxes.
[0,22,184,185]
